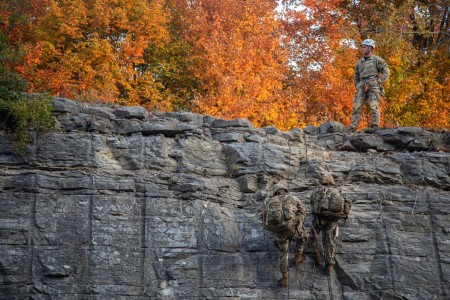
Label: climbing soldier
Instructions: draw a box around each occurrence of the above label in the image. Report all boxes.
[349,38,390,132]
[309,175,351,275]
[261,181,308,287]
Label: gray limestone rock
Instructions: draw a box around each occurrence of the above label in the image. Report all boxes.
[213,132,244,143]
[304,125,319,135]
[52,97,82,114]
[82,106,116,119]
[319,121,346,134]
[114,106,149,120]
[0,98,449,299]
[264,125,279,135]
[211,118,253,128]
[142,119,196,137]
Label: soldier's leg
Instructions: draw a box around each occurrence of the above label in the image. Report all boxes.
[311,217,323,265]
[349,84,366,129]
[293,224,308,265]
[275,237,289,287]
[368,88,381,127]
[323,220,337,267]
[275,237,289,274]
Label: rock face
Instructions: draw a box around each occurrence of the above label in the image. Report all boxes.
[1,97,449,299]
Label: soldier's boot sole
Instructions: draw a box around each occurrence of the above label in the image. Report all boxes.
[278,272,289,287]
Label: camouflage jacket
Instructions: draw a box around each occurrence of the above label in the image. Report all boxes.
[354,55,390,86]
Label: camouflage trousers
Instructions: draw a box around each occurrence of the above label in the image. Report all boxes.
[310,216,338,266]
[275,223,308,273]
[350,80,381,128]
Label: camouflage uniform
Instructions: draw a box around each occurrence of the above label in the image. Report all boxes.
[311,211,338,267]
[309,180,347,272]
[267,184,308,275]
[350,55,390,128]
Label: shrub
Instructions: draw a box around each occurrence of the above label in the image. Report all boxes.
[0,32,55,153]
[8,94,55,153]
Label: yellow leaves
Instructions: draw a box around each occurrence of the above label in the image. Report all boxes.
[384,48,450,128]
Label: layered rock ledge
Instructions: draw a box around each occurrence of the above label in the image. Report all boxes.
[1,97,449,299]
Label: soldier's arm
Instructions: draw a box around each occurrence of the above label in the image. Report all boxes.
[354,62,360,86]
[377,57,390,83]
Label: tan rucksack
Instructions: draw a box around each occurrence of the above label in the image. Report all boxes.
[311,186,351,220]
[262,194,297,236]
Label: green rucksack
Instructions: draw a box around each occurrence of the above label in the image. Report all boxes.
[311,186,351,220]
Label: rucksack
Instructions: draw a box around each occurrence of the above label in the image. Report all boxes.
[311,186,351,220]
[262,194,297,235]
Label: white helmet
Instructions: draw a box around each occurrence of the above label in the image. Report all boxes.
[362,39,375,49]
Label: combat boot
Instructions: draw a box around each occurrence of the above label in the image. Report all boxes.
[365,124,379,134]
[279,272,289,287]
[294,251,304,265]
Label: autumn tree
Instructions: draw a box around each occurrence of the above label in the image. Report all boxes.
[0,0,44,97]
[13,0,177,110]
[0,0,55,152]
[346,0,450,128]
[281,0,449,128]
[0,0,44,112]
[174,0,299,128]
[4,0,448,129]
[142,0,199,111]
[278,1,362,126]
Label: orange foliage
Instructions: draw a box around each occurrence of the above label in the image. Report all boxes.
[17,0,170,104]
[175,0,293,128]
[2,0,449,129]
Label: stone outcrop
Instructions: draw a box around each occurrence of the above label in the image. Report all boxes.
[1,97,449,299]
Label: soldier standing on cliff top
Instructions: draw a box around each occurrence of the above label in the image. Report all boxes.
[349,39,390,132]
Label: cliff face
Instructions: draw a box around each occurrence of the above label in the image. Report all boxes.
[1,98,449,299]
